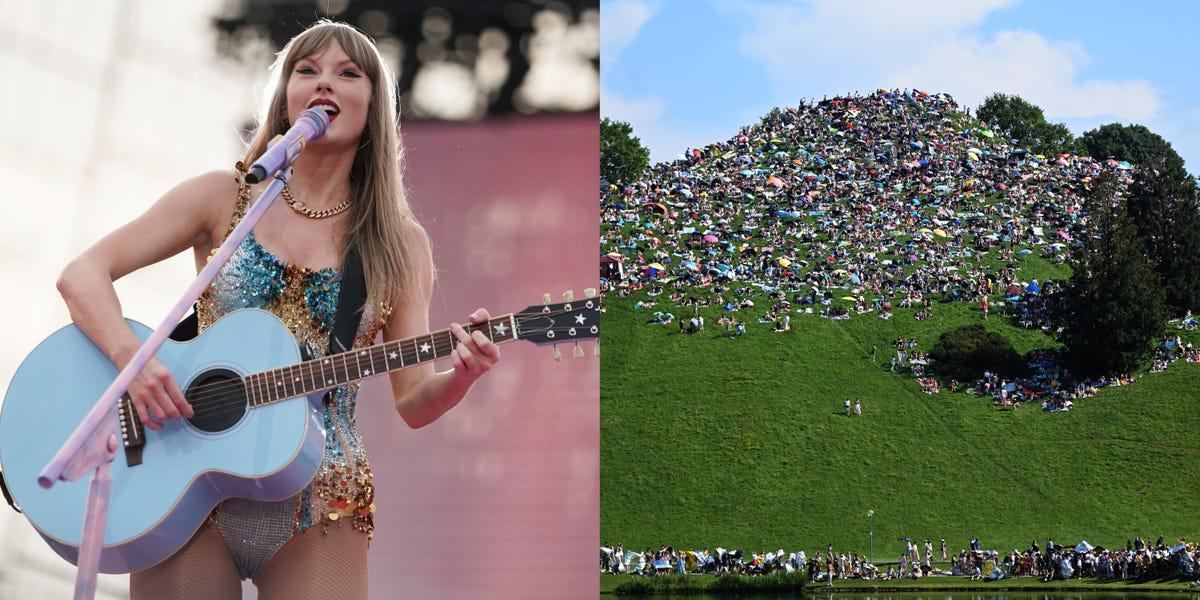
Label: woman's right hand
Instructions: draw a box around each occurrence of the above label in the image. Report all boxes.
[122,355,194,430]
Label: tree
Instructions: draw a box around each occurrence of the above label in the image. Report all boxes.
[1056,174,1165,376]
[1127,159,1200,315]
[601,118,651,185]
[976,93,1080,155]
[1079,123,1184,170]
[929,324,1027,382]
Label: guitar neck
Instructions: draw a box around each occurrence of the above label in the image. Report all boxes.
[244,314,519,406]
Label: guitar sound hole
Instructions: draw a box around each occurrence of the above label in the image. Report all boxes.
[185,368,247,433]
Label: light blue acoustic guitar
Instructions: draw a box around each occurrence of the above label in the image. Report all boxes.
[0,291,598,573]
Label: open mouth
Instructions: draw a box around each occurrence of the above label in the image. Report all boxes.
[307,99,340,122]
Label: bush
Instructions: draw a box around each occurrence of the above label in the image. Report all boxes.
[612,571,807,595]
[929,324,1027,382]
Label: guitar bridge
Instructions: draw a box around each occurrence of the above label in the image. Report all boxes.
[118,394,145,467]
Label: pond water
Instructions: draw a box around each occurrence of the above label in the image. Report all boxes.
[687,592,1193,600]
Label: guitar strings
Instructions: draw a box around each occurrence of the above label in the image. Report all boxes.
[176,321,593,419]
[130,316,597,423]
[175,325,595,422]
[163,307,586,399]
[179,321,596,419]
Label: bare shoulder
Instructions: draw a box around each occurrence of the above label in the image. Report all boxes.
[175,168,245,252]
[168,168,241,217]
[78,168,245,280]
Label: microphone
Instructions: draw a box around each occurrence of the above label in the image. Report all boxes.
[244,108,331,184]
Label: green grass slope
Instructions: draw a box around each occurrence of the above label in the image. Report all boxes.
[600,291,1200,556]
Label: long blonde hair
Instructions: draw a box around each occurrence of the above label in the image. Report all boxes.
[242,20,428,315]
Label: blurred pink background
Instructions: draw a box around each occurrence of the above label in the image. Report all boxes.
[356,114,599,600]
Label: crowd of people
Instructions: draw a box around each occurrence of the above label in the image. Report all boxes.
[601,536,1200,584]
[601,89,1132,336]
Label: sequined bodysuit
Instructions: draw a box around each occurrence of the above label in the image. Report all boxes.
[196,166,386,581]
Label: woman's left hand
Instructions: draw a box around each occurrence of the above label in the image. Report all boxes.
[449,308,501,384]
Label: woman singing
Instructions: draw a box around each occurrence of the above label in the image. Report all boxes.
[54,21,499,598]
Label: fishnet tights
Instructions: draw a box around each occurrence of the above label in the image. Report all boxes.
[130,519,368,599]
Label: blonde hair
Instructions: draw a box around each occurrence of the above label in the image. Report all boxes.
[242,20,428,315]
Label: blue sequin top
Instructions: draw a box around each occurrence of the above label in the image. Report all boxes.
[197,167,384,539]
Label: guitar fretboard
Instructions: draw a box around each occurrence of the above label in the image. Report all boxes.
[243,314,518,406]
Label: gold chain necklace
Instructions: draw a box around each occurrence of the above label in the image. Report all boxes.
[282,183,353,219]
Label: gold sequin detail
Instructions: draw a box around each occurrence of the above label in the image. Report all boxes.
[196,162,387,542]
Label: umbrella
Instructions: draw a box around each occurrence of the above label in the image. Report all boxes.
[934,228,948,238]
[703,234,719,243]
[682,261,699,271]
[1017,249,1033,255]
[777,258,792,267]
[648,262,665,271]
[841,296,857,301]
[1076,541,1093,553]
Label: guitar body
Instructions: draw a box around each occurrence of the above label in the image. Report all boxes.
[0,309,325,573]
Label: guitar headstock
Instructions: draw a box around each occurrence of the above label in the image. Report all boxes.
[515,289,600,359]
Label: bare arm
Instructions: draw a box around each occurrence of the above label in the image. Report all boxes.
[56,170,235,427]
[383,223,500,429]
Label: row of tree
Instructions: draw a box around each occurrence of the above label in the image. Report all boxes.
[976,93,1184,167]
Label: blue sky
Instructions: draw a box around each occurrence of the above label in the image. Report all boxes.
[602,0,1200,171]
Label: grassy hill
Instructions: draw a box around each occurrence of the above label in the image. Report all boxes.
[600,291,1200,556]
[600,91,1200,558]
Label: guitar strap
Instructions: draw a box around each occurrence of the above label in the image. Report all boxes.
[329,245,368,356]
[0,247,367,515]
[322,245,367,403]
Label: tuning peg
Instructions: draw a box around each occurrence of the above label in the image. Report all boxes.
[572,343,584,359]
[552,345,561,361]
[542,292,551,305]
[563,290,574,302]
[584,288,597,298]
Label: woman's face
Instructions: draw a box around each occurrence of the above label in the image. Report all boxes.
[285,38,373,148]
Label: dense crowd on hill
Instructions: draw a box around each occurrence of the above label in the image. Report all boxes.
[601,89,1135,334]
[601,536,1200,583]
